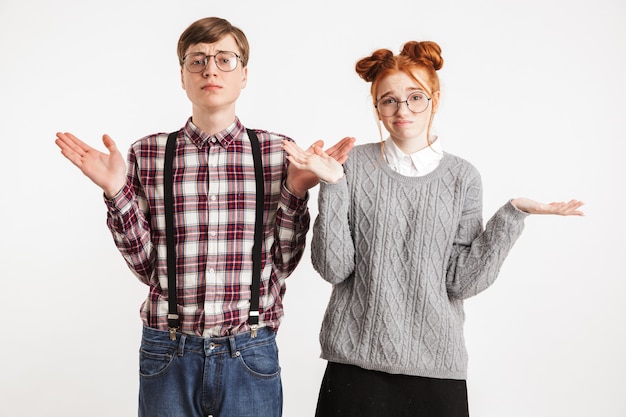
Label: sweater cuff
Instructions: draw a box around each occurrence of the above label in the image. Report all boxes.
[505,199,531,220]
[319,175,347,193]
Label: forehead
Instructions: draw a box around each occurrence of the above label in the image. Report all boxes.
[376,69,431,96]
[184,34,240,55]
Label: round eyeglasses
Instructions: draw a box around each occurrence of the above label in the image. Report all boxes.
[183,51,242,73]
[375,91,432,117]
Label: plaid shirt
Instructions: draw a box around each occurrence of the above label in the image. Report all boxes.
[105,117,310,337]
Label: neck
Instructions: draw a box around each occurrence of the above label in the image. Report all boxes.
[390,136,430,155]
[191,105,237,136]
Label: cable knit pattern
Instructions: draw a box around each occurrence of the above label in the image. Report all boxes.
[311,143,529,379]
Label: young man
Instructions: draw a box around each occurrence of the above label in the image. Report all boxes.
[55,17,354,417]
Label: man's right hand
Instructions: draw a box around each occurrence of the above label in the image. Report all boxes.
[55,132,127,198]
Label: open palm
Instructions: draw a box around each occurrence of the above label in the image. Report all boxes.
[511,198,585,216]
[55,132,127,198]
[283,139,349,184]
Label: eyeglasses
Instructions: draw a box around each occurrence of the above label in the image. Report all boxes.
[375,91,432,117]
[183,51,242,73]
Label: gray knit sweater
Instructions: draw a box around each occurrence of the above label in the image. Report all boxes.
[311,142,529,380]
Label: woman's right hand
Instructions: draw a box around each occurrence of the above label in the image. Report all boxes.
[282,138,352,184]
[55,132,127,198]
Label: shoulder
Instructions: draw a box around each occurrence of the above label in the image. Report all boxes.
[129,132,171,156]
[343,142,383,173]
[440,152,481,181]
[354,142,382,154]
[347,142,382,162]
[246,128,293,143]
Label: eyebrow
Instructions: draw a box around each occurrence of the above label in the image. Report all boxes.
[378,88,427,99]
[186,50,236,55]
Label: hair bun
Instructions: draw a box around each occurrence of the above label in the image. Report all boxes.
[400,41,444,71]
[355,48,395,82]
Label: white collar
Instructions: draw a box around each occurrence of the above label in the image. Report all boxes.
[385,137,444,177]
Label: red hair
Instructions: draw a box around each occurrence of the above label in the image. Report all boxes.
[356,41,443,101]
[355,41,444,147]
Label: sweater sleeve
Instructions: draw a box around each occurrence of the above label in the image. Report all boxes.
[311,176,356,284]
[446,172,529,299]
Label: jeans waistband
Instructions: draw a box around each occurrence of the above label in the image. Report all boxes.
[141,325,276,357]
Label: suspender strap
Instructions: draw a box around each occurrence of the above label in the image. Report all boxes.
[163,128,264,340]
[164,130,180,340]
[247,128,264,337]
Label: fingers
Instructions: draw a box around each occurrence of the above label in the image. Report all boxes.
[102,134,120,155]
[282,140,305,159]
[283,137,355,166]
[326,137,356,163]
[283,141,311,167]
[564,199,585,215]
[548,199,585,216]
[56,132,91,154]
[55,132,87,167]
[326,137,355,154]
[309,140,324,151]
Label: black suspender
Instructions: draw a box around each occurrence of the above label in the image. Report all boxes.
[248,128,264,338]
[164,131,179,340]
[164,129,265,340]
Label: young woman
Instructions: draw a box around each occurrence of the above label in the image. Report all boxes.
[283,41,584,417]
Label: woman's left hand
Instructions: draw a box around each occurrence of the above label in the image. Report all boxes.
[511,198,585,216]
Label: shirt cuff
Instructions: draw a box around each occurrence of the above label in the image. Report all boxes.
[280,182,309,214]
[103,181,134,216]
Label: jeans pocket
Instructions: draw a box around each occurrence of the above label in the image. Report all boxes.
[139,342,176,378]
[236,341,281,379]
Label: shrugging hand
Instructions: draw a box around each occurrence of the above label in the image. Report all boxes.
[55,132,127,198]
[511,198,585,216]
[284,137,355,197]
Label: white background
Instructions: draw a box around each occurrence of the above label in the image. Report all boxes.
[1,0,625,416]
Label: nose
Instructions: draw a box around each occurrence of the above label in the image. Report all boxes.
[202,57,219,77]
[396,100,412,115]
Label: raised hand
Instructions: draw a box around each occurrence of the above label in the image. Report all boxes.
[55,132,127,198]
[283,137,355,197]
[324,136,355,165]
[511,198,585,216]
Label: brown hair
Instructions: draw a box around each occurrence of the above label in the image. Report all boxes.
[356,41,444,146]
[177,17,250,67]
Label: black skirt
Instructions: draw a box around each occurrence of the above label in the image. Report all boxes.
[315,362,470,417]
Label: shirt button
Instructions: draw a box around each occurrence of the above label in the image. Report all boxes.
[210,230,217,237]
[210,195,217,201]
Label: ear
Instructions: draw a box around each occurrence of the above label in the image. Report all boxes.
[240,66,248,89]
[180,67,186,90]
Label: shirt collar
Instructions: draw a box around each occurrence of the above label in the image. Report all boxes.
[183,117,245,149]
[385,136,443,175]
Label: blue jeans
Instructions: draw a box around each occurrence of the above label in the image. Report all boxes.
[138,326,283,417]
